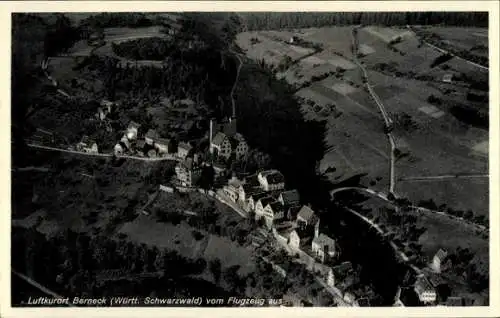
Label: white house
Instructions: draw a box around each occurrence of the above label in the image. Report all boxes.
[414,276,437,304]
[257,170,285,192]
[114,143,124,155]
[223,177,244,202]
[264,201,285,224]
[312,233,336,263]
[274,228,301,251]
[430,248,448,273]
[246,192,268,213]
[442,74,453,83]
[255,196,276,222]
[77,136,98,153]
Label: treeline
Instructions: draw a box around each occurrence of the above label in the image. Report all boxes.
[80,13,154,28]
[239,12,488,30]
[112,37,174,61]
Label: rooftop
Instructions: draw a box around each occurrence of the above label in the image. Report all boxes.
[434,248,448,261]
[145,129,159,139]
[297,205,315,222]
[280,189,300,206]
[178,142,193,151]
[128,121,141,129]
[156,137,170,145]
[312,233,336,249]
[414,276,434,294]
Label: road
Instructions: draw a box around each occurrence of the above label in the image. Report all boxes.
[228,47,243,118]
[27,143,181,162]
[351,28,396,195]
[399,174,489,181]
[12,269,74,306]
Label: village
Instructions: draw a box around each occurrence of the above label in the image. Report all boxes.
[27,92,460,307]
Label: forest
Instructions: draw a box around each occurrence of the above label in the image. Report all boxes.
[239,12,488,30]
[80,13,155,28]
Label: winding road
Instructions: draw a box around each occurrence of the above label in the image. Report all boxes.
[27,143,181,162]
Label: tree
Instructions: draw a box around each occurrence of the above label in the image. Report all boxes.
[464,210,474,220]
[209,258,222,284]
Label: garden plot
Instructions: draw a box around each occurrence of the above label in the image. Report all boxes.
[300,26,355,56]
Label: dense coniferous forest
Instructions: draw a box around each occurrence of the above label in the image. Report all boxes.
[80,13,154,28]
[239,12,488,30]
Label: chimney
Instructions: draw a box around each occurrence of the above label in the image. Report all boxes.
[209,119,213,154]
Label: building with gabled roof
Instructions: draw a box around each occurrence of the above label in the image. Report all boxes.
[257,169,285,191]
[126,121,141,140]
[414,275,437,304]
[431,248,448,273]
[296,205,316,228]
[175,158,202,187]
[211,132,232,159]
[312,233,337,263]
[177,142,192,159]
[145,129,159,145]
[278,189,300,207]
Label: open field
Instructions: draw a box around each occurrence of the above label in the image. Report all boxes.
[236,31,315,67]
[419,26,489,58]
[238,24,489,216]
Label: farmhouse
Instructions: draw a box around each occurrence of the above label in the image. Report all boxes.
[211,132,232,159]
[177,142,193,159]
[96,99,115,120]
[278,189,300,207]
[296,205,317,229]
[255,196,276,222]
[442,74,453,83]
[257,169,285,191]
[223,176,244,202]
[77,136,99,153]
[414,276,437,304]
[175,158,202,187]
[262,201,285,227]
[237,176,261,204]
[430,248,448,273]
[312,233,336,263]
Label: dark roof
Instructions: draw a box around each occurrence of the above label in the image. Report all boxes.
[260,170,285,184]
[269,201,284,213]
[250,192,270,202]
[258,197,275,208]
[136,140,146,148]
[414,276,434,294]
[212,132,228,146]
[156,137,170,145]
[297,205,315,222]
[146,129,159,139]
[280,189,300,206]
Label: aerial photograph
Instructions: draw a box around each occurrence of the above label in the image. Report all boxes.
[11,11,489,308]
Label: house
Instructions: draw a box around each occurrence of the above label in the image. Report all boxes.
[177,142,192,159]
[155,137,170,155]
[211,132,232,159]
[431,248,448,273]
[120,135,132,150]
[145,129,159,145]
[77,136,98,153]
[255,196,276,221]
[126,121,141,140]
[246,191,269,213]
[278,189,300,207]
[296,205,316,228]
[312,233,336,263]
[223,177,244,202]
[343,292,358,306]
[175,158,202,187]
[96,100,114,120]
[237,177,260,204]
[212,162,227,178]
[414,276,437,304]
[232,133,249,160]
[264,201,285,223]
[442,74,453,83]
[257,169,285,191]
[274,227,301,251]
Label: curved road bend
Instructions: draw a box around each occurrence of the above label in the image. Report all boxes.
[351,28,397,195]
